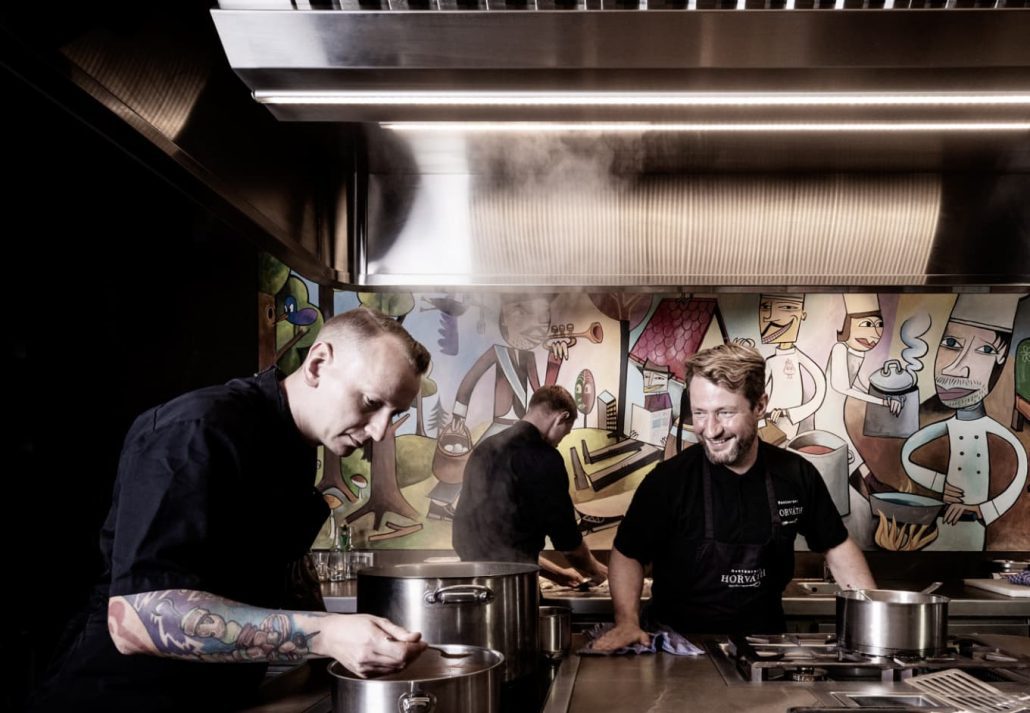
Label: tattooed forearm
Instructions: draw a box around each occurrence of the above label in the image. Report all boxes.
[109,590,327,663]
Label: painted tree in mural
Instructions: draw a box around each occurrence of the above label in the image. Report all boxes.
[588,293,654,437]
[415,363,438,438]
[358,292,416,323]
[338,292,422,533]
[427,400,447,438]
[346,414,421,532]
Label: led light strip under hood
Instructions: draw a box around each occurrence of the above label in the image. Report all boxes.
[256,90,1030,128]
[257,91,1030,107]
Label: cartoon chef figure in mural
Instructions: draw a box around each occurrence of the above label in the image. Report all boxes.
[429,294,572,519]
[901,294,1028,551]
[817,294,901,485]
[760,293,827,440]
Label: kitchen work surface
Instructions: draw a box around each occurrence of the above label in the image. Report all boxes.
[563,633,1030,713]
[964,579,1030,598]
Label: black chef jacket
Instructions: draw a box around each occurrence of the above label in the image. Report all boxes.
[614,441,848,635]
[453,420,582,564]
[29,368,328,713]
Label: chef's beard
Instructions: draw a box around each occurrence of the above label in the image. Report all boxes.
[935,375,989,410]
[700,423,758,469]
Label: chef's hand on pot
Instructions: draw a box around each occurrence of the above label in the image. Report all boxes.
[943,502,981,525]
[942,481,965,504]
[320,614,426,677]
[882,396,902,416]
[592,622,650,652]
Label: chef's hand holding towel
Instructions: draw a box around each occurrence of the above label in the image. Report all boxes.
[579,623,704,656]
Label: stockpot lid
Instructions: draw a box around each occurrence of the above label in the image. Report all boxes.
[359,562,539,579]
[868,359,917,394]
[329,645,504,682]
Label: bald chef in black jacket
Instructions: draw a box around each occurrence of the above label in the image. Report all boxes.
[595,342,875,650]
[29,308,431,713]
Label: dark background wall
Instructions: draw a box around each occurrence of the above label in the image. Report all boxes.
[3,60,258,709]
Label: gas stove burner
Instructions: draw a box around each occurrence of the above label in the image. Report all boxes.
[790,667,828,682]
[713,634,1030,685]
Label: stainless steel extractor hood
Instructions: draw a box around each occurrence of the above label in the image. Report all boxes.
[6,4,1026,290]
[208,3,1030,289]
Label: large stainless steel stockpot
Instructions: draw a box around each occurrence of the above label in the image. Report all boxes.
[358,562,539,682]
[329,645,503,713]
[836,589,949,657]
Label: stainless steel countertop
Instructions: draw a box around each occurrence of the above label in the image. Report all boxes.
[558,633,1030,713]
[322,579,1030,618]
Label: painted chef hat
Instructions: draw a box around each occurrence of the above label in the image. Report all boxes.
[949,294,1022,333]
[843,294,880,315]
[761,293,804,302]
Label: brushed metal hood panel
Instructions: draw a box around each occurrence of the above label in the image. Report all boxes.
[209,9,1030,122]
[211,10,1030,71]
[211,10,1030,122]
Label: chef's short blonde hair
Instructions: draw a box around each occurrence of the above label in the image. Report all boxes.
[684,342,766,409]
[319,306,430,375]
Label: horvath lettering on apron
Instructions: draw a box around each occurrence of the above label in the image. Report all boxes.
[720,567,767,588]
[777,498,803,525]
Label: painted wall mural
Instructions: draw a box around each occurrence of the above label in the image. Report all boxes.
[261,259,1029,553]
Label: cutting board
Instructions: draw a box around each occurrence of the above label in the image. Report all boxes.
[963,578,1030,598]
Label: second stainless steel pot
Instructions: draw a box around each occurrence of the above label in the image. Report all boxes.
[358,562,539,682]
[836,589,949,657]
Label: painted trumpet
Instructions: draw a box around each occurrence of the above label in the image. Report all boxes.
[546,321,604,348]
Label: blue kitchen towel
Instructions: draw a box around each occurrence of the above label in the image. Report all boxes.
[1008,571,1030,586]
[577,623,705,656]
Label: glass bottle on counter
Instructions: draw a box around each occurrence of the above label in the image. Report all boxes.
[329,521,351,582]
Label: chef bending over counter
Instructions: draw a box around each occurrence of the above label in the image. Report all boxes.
[452,384,608,588]
[28,308,432,713]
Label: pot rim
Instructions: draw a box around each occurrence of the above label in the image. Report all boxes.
[359,562,539,579]
[836,588,950,605]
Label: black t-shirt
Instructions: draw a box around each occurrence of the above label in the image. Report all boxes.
[614,441,848,634]
[453,420,582,564]
[31,368,328,713]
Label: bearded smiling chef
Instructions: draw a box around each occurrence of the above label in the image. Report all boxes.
[594,342,875,650]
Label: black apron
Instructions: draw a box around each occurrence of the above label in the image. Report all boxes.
[650,458,789,635]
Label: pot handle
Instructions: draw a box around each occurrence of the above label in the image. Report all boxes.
[424,584,495,605]
[881,359,903,376]
[398,690,437,713]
